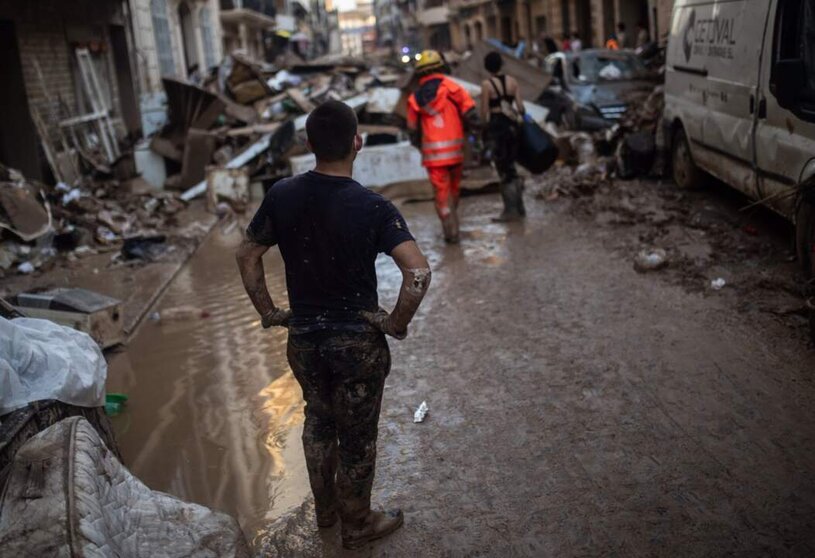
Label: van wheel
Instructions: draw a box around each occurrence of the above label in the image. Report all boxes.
[796,199,815,282]
[672,127,704,189]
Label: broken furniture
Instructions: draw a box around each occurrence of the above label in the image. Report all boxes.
[181,119,295,201]
[10,288,125,349]
[206,167,249,213]
[56,49,121,168]
[290,140,427,188]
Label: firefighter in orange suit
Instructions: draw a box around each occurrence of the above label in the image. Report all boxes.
[407,50,479,243]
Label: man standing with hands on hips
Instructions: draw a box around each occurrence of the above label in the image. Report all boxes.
[236,100,431,549]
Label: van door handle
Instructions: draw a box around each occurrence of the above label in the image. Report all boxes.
[750,96,768,118]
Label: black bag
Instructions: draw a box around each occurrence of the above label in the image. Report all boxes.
[517,115,558,174]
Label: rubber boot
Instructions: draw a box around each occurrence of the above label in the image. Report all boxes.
[516,178,527,217]
[316,503,339,528]
[342,509,405,549]
[492,179,522,222]
[442,208,460,243]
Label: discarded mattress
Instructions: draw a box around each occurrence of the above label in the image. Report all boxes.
[0,416,250,557]
[0,317,106,416]
[289,140,427,187]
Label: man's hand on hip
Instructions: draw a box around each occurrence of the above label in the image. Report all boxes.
[360,308,408,340]
[262,307,292,329]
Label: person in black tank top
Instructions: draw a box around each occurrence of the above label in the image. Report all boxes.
[480,52,526,222]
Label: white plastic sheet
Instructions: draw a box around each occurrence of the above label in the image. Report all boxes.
[0,317,106,415]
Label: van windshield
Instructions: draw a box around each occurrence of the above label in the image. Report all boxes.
[571,51,647,83]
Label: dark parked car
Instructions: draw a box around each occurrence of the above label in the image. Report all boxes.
[542,49,657,121]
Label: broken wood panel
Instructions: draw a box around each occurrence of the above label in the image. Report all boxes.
[286,88,316,113]
[179,129,217,189]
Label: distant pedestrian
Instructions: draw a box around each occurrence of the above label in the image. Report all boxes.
[537,31,559,55]
[561,34,572,52]
[481,51,526,222]
[605,33,620,50]
[571,32,583,53]
[616,22,628,48]
[237,100,431,550]
[636,21,650,48]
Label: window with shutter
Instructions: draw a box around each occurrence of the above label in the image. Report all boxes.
[151,0,176,76]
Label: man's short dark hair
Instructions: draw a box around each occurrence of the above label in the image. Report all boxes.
[306,100,358,162]
[617,22,626,31]
[484,52,503,73]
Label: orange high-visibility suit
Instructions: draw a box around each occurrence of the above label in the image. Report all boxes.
[407,73,476,217]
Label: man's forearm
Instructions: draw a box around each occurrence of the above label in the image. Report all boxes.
[389,267,431,332]
[237,250,275,318]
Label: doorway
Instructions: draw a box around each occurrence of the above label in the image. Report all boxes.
[603,0,615,43]
[178,2,199,73]
[576,0,592,46]
[560,0,571,39]
[0,20,42,180]
[501,16,512,44]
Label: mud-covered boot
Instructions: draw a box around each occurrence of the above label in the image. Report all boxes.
[516,178,527,217]
[492,180,522,222]
[342,509,404,549]
[442,213,460,243]
[315,504,339,528]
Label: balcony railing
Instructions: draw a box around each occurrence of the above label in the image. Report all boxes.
[220,0,276,17]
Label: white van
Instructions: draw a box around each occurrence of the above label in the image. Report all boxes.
[663,0,815,279]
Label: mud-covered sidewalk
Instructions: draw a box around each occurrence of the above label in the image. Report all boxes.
[111,179,815,557]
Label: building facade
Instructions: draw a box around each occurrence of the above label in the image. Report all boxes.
[338,0,376,56]
[0,0,141,180]
[411,0,673,54]
[130,0,225,94]
[374,0,420,53]
[219,0,276,61]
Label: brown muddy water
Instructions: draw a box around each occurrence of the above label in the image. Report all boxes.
[105,208,436,547]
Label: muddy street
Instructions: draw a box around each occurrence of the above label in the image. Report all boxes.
[108,180,815,557]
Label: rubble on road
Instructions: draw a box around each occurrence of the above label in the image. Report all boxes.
[0,161,192,278]
[2,44,667,283]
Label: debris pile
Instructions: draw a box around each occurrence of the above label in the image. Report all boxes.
[2,43,666,279]
[0,163,194,277]
[530,85,664,200]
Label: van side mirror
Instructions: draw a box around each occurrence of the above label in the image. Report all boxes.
[771,59,805,110]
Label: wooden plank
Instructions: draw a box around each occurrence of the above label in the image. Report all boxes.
[58,111,108,127]
[225,122,281,137]
[30,108,63,183]
[286,87,316,113]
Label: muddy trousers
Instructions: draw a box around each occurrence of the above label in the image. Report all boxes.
[287,331,391,526]
[427,164,463,241]
[486,114,525,219]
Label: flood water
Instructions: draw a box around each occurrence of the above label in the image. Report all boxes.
[106,210,413,545]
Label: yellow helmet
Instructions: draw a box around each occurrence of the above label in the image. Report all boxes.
[415,50,444,73]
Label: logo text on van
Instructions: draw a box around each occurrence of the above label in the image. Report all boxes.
[683,9,738,61]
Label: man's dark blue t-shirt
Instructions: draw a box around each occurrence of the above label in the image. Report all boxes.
[246,170,414,334]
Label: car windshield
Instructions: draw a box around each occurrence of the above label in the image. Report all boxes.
[570,52,647,83]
